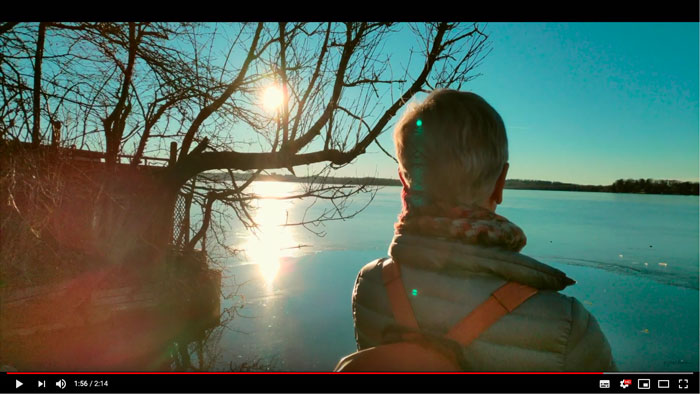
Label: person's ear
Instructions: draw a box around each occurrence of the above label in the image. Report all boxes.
[398,168,411,213]
[490,163,509,206]
[398,168,409,190]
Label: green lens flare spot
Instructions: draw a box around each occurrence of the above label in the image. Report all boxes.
[411,289,418,296]
[416,119,422,127]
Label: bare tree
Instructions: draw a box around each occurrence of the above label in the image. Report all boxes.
[1,22,489,254]
[1,21,490,371]
[1,21,492,267]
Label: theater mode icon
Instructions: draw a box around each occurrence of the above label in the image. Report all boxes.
[620,379,632,389]
[599,380,610,388]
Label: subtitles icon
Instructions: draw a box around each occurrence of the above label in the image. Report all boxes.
[620,379,632,389]
[638,379,650,389]
[599,380,610,389]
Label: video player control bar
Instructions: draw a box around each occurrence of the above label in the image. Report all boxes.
[3,371,698,393]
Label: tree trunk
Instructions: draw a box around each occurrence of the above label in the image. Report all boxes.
[31,22,46,146]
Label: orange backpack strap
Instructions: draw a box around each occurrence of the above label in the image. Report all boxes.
[381,259,538,348]
[381,259,420,330]
[446,282,538,346]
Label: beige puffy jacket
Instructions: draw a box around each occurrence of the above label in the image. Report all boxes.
[352,233,617,371]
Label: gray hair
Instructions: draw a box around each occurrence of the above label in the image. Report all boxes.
[394,89,508,206]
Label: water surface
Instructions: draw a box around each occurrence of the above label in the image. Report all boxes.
[206,183,698,371]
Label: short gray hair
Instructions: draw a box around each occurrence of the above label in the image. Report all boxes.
[394,89,508,206]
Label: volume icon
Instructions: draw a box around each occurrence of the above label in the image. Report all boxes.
[56,380,66,389]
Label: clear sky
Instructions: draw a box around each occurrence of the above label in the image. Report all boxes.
[339,23,699,185]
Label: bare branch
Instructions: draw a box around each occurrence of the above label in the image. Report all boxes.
[178,23,264,160]
[0,22,19,36]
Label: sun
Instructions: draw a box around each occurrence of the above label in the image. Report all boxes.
[262,84,285,113]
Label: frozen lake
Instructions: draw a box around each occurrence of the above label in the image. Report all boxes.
[200,182,698,371]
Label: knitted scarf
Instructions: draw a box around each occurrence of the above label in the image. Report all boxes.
[395,190,527,253]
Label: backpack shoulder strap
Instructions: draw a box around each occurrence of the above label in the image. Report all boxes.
[381,259,419,330]
[446,282,538,347]
[381,259,538,348]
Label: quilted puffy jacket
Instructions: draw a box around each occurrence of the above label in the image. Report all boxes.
[352,233,617,371]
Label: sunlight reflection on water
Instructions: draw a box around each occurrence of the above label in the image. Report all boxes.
[241,182,300,288]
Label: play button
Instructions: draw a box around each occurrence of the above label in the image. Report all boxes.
[15,380,22,389]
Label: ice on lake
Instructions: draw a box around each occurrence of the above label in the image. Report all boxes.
[202,184,698,371]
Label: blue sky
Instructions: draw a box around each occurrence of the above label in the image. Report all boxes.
[341,23,699,185]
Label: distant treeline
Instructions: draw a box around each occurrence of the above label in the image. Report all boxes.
[203,172,699,195]
[505,179,607,192]
[506,178,699,195]
[609,178,699,195]
[202,172,402,186]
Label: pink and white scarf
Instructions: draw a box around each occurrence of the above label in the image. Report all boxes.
[395,194,527,252]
